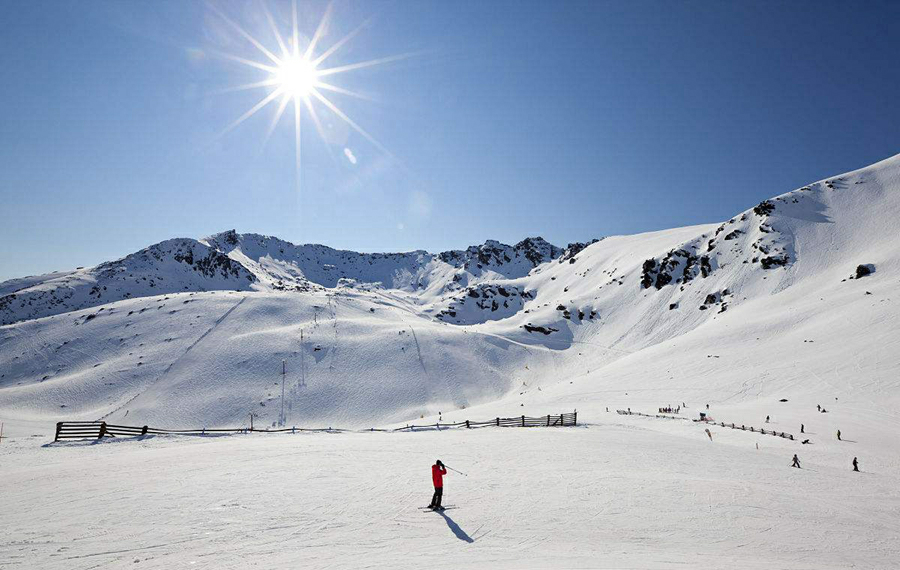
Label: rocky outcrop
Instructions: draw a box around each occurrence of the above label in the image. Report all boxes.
[641,249,710,290]
[436,284,534,324]
[438,237,562,274]
[855,264,874,279]
[559,239,602,264]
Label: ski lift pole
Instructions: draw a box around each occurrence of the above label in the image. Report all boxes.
[280,359,286,426]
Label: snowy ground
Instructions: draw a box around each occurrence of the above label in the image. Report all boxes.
[2,412,899,570]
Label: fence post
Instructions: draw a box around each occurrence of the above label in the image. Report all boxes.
[574,411,577,426]
[141,425,148,436]
[98,422,107,439]
[521,415,525,427]
[466,420,470,429]
[547,414,550,426]
[55,422,62,442]
[496,417,500,427]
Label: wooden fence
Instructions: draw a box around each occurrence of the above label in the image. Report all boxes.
[397,412,577,431]
[616,410,794,441]
[702,420,795,441]
[53,412,577,442]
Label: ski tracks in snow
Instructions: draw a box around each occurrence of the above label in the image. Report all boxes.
[98,296,247,421]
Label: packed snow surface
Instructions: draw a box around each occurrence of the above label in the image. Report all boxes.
[2,420,899,569]
[2,153,900,568]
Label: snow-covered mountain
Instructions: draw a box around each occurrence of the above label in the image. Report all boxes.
[1,153,899,431]
[0,231,566,326]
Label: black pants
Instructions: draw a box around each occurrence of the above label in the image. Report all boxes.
[430,487,443,508]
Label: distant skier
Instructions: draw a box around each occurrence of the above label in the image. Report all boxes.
[766,415,770,423]
[428,460,447,510]
[791,454,801,468]
[852,457,859,472]
[837,430,841,441]
[801,424,805,434]
[817,404,821,412]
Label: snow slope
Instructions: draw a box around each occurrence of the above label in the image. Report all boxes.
[2,153,900,568]
[2,153,899,431]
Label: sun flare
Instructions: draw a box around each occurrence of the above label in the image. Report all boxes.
[210,0,411,187]
[275,55,318,99]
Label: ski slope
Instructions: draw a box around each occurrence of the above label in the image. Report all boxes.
[2,421,898,569]
[1,153,900,568]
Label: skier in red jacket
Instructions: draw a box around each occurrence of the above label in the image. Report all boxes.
[429,460,447,510]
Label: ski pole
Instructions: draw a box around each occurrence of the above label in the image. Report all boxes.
[444,465,468,477]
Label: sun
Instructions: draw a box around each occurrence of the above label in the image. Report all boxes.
[275,55,318,99]
[209,1,414,192]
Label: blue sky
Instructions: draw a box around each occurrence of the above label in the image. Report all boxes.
[1,0,898,281]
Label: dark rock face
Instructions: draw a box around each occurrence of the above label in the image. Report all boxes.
[655,271,672,289]
[436,284,534,323]
[855,264,874,279]
[753,201,776,217]
[0,294,15,312]
[642,249,710,290]
[517,237,564,266]
[438,237,562,272]
[559,239,602,264]
[222,229,240,246]
[698,289,731,312]
[523,323,558,335]
[193,251,249,280]
[700,256,712,278]
[760,255,789,269]
[97,241,254,282]
[641,259,657,289]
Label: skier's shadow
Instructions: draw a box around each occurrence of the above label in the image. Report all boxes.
[438,511,474,543]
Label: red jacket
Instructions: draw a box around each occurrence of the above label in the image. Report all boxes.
[432,464,446,488]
